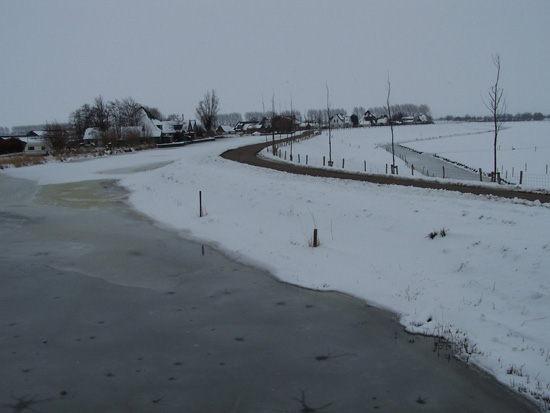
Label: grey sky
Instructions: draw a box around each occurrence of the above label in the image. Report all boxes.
[1,0,549,128]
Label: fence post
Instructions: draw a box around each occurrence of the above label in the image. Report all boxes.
[298,154,300,163]
[497,172,501,184]
[342,158,345,168]
[442,166,445,179]
[386,164,388,174]
[364,160,366,172]
[306,155,308,165]
[323,156,325,166]
[520,170,523,185]
[479,168,483,182]
[411,165,414,175]
[199,191,203,218]
[313,229,318,248]
[284,151,287,160]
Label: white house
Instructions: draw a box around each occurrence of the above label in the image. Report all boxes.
[329,114,350,129]
[137,107,188,142]
[82,108,190,146]
[16,131,49,154]
[216,125,235,135]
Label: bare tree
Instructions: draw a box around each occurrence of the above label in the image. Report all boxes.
[289,97,294,160]
[44,121,68,151]
[166,113,185,123]
[386,76,396,173]
[326,84,333,166]
[93,95,110,133]
[244,111,263,122]
[484,54,505,181]
[270,93,277,154]
[217,112,242,126]
[196,89,219,132]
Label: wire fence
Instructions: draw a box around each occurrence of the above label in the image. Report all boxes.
[266,136,550,190]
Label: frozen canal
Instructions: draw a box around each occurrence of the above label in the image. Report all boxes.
[0,174,536,412]
[383,143,491,181]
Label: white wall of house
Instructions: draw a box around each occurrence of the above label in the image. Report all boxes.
[21,137,49,154]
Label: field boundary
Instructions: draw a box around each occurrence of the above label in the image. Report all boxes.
[221,131,550,204]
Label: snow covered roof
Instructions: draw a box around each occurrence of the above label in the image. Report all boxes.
[217,125,235,132]
[26,130,47,137]
[83,128,102,141]
[18,136,48,144]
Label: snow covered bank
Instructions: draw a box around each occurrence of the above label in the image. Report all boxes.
[4,131,550,408]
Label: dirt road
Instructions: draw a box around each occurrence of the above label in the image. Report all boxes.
[222,133,550,204]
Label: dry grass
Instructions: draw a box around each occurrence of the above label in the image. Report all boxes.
[0,154,47,169]
[0,144,157,170]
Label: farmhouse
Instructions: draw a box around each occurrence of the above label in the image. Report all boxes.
[83,108,195,146]
[235,120,265,135]
[216,125,235,135]
[19,131,50,154]
[362,110,378,126]
[330,114,350,129]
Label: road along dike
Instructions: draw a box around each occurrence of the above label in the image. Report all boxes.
[222,131,550,204]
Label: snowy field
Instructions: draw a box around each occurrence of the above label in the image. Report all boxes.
[270,121,550,189]
[3,125,550,409]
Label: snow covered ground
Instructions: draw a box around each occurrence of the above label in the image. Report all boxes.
[271,121,550,189]
[3,122,550,409]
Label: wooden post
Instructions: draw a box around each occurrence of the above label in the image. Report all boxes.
[298,154,300,163]
[386,164,388,174]
[342,158,345,168]
[442,166,445,179]
[395,165,399,175]
[306,155,308,165]
[199,191,203,218]
[520,170,523,185]
[411,165,414,175]
[313,229,318,248]
[497,172,501,184]
[284,151,287,160]
[323,156,326,166]
[364,160,366,172]
[479,168,483,182]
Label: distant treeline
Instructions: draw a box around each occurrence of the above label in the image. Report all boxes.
[439,112,548,122]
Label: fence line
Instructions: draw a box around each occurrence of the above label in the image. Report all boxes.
[269,143,550,189]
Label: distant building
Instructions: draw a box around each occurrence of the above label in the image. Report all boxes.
[83,107,194,146]
[216,125,235,135]
[20,131,50,154]
[329,114,350,129]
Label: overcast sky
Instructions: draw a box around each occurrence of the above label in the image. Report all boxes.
[1,0,549,128]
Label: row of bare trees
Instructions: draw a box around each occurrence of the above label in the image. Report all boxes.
[69,96,163,139]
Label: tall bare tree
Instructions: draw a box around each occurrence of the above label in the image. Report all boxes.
[326,84,333,166]
[93,95,110,133]
[44,121,68,151]
[196,90,219,132]
[386,76,396,173]
[484,54,505,181]
[270,93,277,154]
